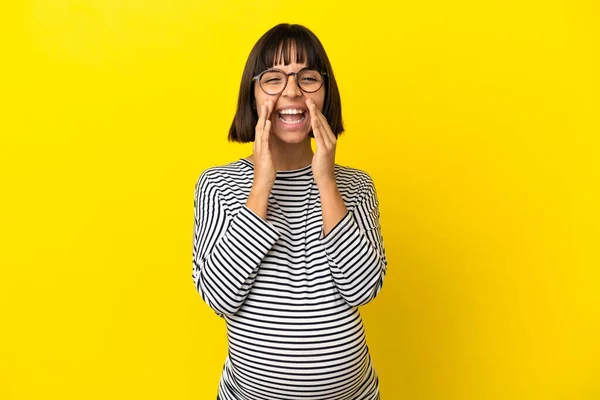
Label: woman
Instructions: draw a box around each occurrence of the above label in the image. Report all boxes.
[192,23,387,400]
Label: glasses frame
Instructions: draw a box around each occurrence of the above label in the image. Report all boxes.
[252,67,327,95]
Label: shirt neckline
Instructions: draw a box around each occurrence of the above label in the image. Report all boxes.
[238,158,313,178]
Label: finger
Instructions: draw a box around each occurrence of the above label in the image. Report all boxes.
[309,101,335,147]
[307,99,323,147]
[308,100,328,149]
[266,99,274,120]
[255,104,266,146]
[263,101,272,143]
[256,104,266,130]
[316,109,336,146]
[316,107,330,147]
[263,119,271,143]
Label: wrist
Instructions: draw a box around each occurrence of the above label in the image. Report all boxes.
[249,185,271,201]
[246,186,271,221]
[315,175,337,191]
[251,178,274,193]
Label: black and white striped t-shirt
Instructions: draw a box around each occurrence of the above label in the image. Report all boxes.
[192,158,387,400]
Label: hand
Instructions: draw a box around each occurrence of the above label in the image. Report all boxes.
[307,99,337,186]
[252,100,276,190]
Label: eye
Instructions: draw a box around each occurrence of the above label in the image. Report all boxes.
[260,71,285,85]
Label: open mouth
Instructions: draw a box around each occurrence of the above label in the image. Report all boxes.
[278,108,306,125]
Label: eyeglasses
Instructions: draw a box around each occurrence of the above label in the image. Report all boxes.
[252,67,327,95]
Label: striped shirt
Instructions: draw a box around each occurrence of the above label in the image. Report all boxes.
[192,158,387,400]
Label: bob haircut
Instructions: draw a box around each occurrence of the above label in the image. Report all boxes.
[228,23,344,143]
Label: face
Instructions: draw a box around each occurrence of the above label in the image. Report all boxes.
[253,60,326,145]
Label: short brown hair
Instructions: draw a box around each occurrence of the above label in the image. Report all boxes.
[228,24,344,143]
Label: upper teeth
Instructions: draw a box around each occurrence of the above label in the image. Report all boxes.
[279,109,304,115]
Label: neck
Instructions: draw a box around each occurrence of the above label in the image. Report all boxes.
[248,138,313,171]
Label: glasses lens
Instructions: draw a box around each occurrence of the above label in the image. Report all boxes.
[259,71,286,95]
[298,69,323,92]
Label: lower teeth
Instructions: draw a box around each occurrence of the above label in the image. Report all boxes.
[279,116,305,125]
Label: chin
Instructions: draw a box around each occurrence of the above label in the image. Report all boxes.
[272,130,311,144]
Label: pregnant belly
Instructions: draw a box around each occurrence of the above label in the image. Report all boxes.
[224,307,372,400]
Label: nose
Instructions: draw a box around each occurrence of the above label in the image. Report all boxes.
[281,73,302,97]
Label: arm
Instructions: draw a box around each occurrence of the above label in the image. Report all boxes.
[306,98,387,307]
[319,174,387,307]
[318,178,348,236]
[192,170,280,317]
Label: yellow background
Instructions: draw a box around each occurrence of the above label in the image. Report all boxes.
[1,0,599,399]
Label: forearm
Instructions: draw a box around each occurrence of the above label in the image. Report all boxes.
[318,176,387,307]
[318,179,348,236]
[193,205,280,316]
[193,171,280,316]
[321,215,386,306]
[246,180,273,221]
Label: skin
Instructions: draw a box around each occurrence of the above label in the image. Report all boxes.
[245,59,347,236]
